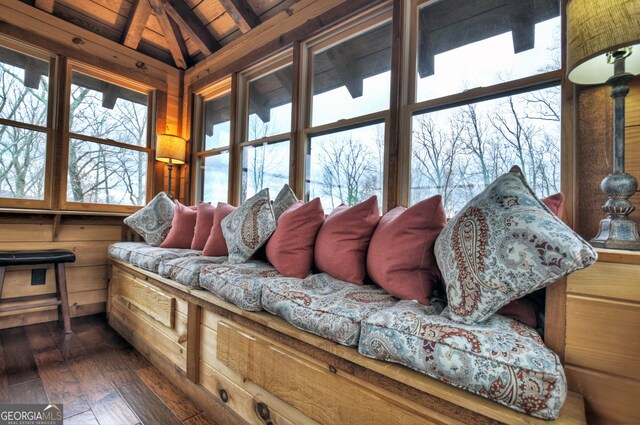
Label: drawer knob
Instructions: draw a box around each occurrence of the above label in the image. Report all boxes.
[219,388,229,403]
[255,402,270,420]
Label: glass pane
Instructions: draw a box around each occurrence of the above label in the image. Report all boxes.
[416,0,560,102]
[311,21,392,126]
[67,139,147,206]
[202,152,229,203]
[70,72,148,147]
[0,45,49,127]
[247,65,292,141]
[241,141,290,202]
[0,126,46,200]
[204,93,231,150]
[410,86,561,217]
[307,123,384,213]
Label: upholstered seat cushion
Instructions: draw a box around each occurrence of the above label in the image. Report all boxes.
[199,261,282,311]
[108,242,149,263]
[262,273,398,346]
[158,256,227,288]
[358,302,567,420]
[129,246,201,273]
[0,250,76,266]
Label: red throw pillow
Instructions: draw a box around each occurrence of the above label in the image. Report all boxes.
[266,199,325,278]
[497,192,564,327]
[542,192,565,220]
[202,202,237,256]
[160,201,198,249]
[191,202,215,250]
[314,196,380,285]
[366,195,446,304]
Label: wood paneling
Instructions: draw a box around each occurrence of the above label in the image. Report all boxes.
[565,250,640,425]
[0,216,122,330]
[113,270,176,328]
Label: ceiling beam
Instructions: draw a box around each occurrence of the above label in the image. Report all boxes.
[160,0,220,56]
[122,0,152,49]
[327,44,363,98]
[149,0,188,69]
[218,0,260,33]
[34,0,54,14]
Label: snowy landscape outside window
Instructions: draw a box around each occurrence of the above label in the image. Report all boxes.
[0,44,51,204]
[66,69,151,207]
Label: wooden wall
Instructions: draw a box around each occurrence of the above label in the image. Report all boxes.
[576,77,640,239]
[0,0,184,328]
[0,214,123,329]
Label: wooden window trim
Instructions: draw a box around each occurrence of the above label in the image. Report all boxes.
[0,38,56,210]
[60,61,155,213]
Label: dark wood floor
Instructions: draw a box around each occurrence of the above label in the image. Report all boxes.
[0,314,219,425]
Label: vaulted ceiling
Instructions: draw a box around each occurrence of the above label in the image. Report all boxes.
[23,0,297,69]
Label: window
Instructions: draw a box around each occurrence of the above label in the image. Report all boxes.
[305,7,392,211]
[0,42,53,207]
[409,0,561,216]
[197,79,232,203]
[64,67,152,209]
[240,58,292,202]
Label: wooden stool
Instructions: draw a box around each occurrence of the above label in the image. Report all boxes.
[0,250,76,333]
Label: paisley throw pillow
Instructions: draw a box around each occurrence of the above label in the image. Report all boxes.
[434,167,597,324]
[272,184,298,221]
[123,192,175,246]
[221,188,277,264]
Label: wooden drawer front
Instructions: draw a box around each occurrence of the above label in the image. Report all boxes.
[567,262,640,302]
[199,310,318,425]
[110,269,188,370]
[216,321,447,425]
[566,295,640,380]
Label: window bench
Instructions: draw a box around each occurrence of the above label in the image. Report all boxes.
[107,258,586,425]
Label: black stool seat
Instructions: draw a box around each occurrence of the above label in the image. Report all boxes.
[0,250,76,266]
[0,249,75,333]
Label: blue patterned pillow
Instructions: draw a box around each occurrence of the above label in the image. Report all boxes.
[123,192,175,246]
[434,167,597,324]
[272,184,298,221]
[222,188,277,264]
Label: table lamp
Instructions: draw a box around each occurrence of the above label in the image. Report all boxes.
[156,134,186,198]
[567,0,640,250]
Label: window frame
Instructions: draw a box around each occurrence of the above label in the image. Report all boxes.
[0,36,56,210]
[301,4,393,206]
[399,0,566,209]
[60,61,155,213]
[192,77,234,204]
[237,50,293,203]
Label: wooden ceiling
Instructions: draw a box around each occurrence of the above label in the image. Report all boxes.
[22,0,297,69]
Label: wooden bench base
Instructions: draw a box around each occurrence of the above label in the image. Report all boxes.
[107,259,586,425]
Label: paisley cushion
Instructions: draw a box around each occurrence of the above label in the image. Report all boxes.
[107,242,149,263]
[158,255,226,288]
[262,273,398,346]
[222,188,276,264]
[359,302,567,419]
[129,246,201,273]
[272,183,298,221]
[123,192,175,246]
[199,261,282,311]
[434,167,597,324]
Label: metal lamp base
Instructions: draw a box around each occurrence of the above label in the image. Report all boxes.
[590,216,640,250]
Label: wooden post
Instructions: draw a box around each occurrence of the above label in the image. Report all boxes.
[186,302,201,383]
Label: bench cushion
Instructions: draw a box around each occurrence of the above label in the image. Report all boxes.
[358,301,567,420]
[199,261,281,311]
[108,242,149,263]
[0,249,76,266]
[158,256,227,288]
[262,273,397,346]
[129,247,201,273]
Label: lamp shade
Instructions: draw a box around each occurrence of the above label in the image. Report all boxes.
[156,134,186,164]
[567,0,640,84]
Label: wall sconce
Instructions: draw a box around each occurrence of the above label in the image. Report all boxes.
[156,134,186,199]
[567,0,640,250]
